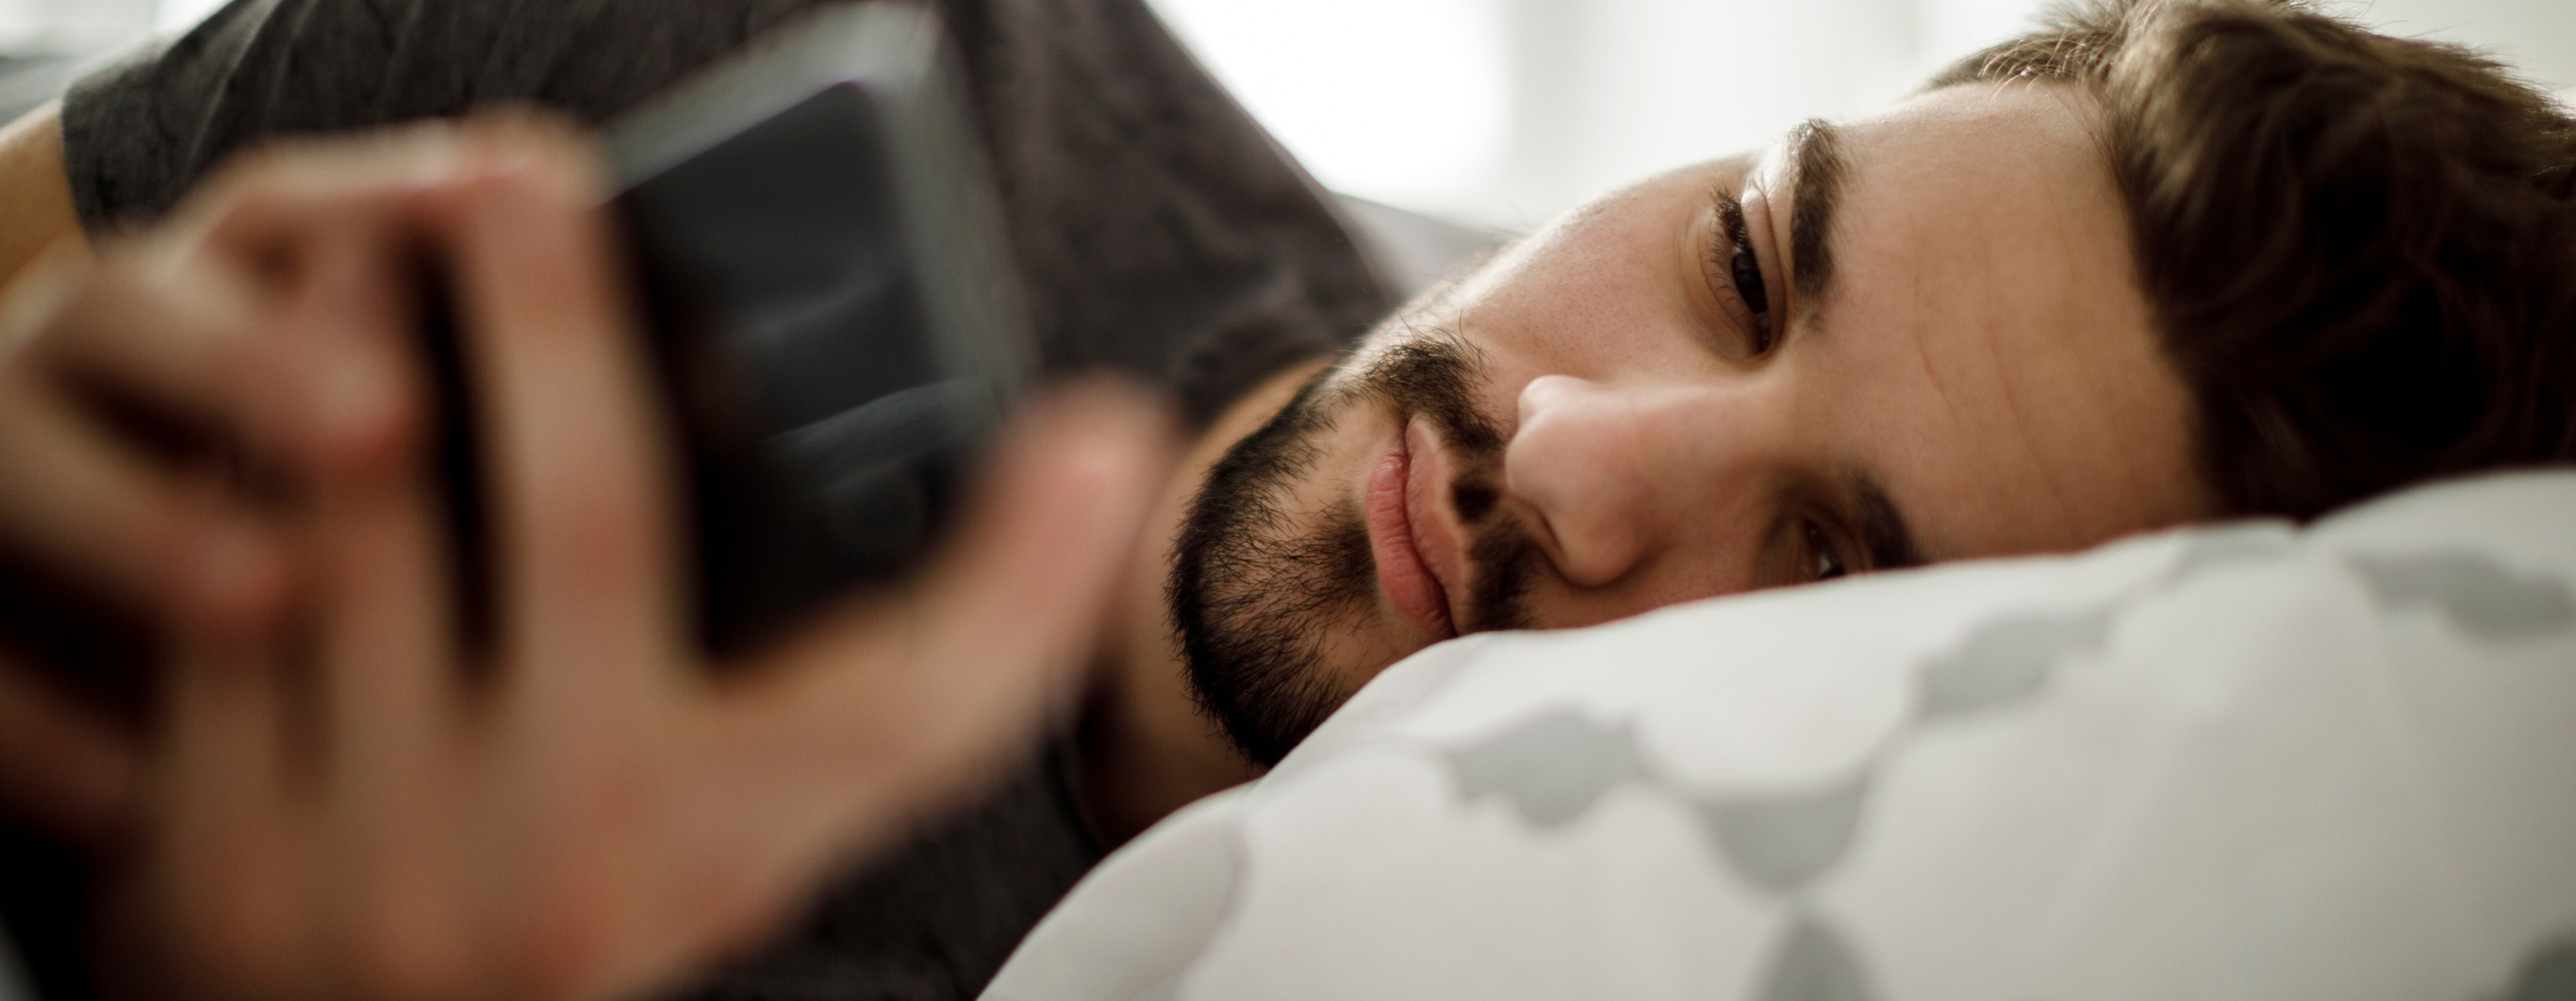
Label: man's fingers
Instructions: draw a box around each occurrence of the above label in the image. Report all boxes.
[164,123,471,266]
[158,633,313,997]
[11,127,442,483]
[0,374,292,628]
[0,654,139,846]
[722,384,1176,844]
[0,173,415,633]
[424,137,685,993]
[302,271,479,998]
[665,386,1172,977]
[0,248,294,629]
[19,246,302,459]
[311,494,477,996]
[429,125,681,710]
[903,384,1176,718]
[72,225,417,479]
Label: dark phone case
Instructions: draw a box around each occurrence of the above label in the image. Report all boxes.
[605,4,1032,656]
[424,6,1033,658]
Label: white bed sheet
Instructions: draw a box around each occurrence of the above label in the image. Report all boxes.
[990,469,2576,1001]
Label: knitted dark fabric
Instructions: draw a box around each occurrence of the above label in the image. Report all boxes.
[63,0,1391,423]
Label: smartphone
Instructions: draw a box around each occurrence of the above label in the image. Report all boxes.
[599,4,1032,655]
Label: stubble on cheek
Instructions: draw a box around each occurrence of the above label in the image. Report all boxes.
[1192,493,1408,683]
[1250,497,1377,624]
[1171,327,1529,763]
[1168,386,1403,763]
[1293,500,1414,670]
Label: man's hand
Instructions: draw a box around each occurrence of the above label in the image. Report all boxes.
[0,119,1172,1000]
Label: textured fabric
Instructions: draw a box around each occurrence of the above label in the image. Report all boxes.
[55,1,1392,998]
[689,746,1108,1001]
[62,0,1392,423]
[991,469,2576,1001]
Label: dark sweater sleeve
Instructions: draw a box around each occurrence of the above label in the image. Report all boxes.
[64,0,814,230]
[61,0,1391,418]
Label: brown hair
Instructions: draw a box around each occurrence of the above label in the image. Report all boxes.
[1937,0,2576,519]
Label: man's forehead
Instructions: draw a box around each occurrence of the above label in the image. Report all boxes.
[1788,84,2214,559]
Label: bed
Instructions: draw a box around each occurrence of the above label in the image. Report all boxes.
[989,469,2576,1001]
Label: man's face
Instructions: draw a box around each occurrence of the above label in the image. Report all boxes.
[1171,83,2215,765]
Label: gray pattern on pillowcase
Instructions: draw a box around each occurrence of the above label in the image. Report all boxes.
[2347,551,2576,641]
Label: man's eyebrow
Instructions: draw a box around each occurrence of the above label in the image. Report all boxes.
[1784,118,1850,319]
[1849,472,1926,572]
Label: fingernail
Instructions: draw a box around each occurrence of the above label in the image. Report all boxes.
[395,125,469,185]
[482,138,603,205]
[393,155,469,199]
[305,337,404,464]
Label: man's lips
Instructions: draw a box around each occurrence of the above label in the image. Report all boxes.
[1364,419,1465,642]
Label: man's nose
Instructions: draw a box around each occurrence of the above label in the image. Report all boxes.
[1504,375,1695,587]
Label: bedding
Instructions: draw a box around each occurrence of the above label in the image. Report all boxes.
[986,469,2576,1001]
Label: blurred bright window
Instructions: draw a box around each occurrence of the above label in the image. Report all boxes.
[0,0,220,54]
[0,0,2564,223]
[0,0,150,55]
[1146,0,2056,228]
[1146,0,1513,227]
[1148,0,2573,230]
[158,0,228,33]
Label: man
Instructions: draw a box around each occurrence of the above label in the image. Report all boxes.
[0,0,2568,999]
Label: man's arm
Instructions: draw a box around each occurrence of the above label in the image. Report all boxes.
[0,106,86,287]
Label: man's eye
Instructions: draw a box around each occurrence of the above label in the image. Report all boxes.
[1713,197,1775,353]
[1803,521,1847,582]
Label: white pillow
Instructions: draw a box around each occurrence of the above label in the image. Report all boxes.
[987,470,2576,1001]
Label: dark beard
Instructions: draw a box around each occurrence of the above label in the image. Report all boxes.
[1167,333,1541,766]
